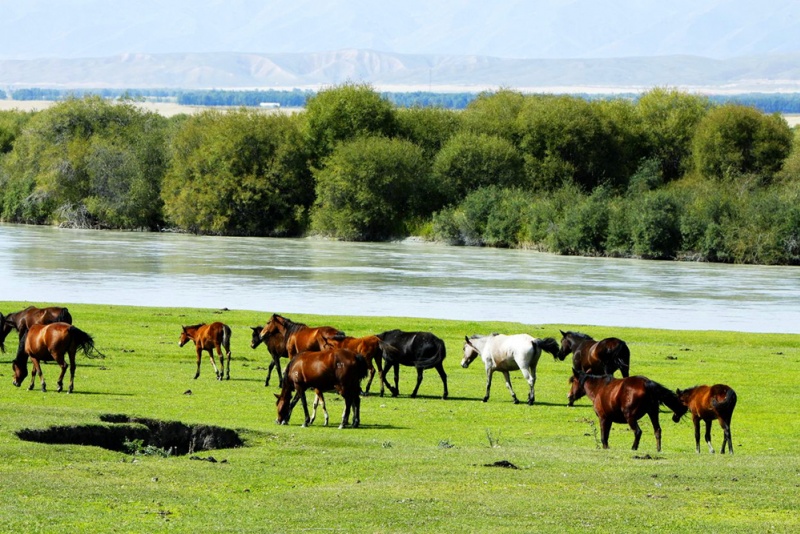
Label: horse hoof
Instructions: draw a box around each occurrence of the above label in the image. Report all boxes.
[482,397,488,403]
[513,398,519,405]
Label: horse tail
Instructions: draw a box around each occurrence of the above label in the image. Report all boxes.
[711,387,738,417]
[222,324,232,352]
[68,326,105,359]
[646,379,687,419]
[354,354,369,381]
[415,337,447,369]
[610,340,631,377]
[56,307,72,324]
[534,337,560,359]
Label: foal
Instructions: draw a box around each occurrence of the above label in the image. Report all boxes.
[179,323,232,380]
[674,384,737,454]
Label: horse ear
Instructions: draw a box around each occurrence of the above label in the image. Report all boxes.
[274,393,280,400]
[560,330,566,337]
[464,336,473,345]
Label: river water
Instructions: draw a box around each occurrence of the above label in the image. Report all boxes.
[1,223,798,333]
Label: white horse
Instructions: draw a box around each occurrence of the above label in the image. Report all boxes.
[461,334,559,404]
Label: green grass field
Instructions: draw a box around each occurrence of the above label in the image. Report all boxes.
[1,301,798,533]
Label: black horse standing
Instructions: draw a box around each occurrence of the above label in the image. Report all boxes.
[377,329,448,399]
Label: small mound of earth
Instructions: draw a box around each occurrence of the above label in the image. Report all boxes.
[16,414,242,456]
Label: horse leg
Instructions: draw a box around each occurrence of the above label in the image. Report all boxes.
[265,361,274,387]
[352,394,361,428]
[522,367,536,405]
[298,390,311,427]
[435,362,448,400]
[224,344,231,380]
[720,418,733,455]
[483,368,494,402]
[390,364,400,397]
[340,395,351,429]
[648,411,662,452]
[210,347,222,380]
[693,414,702,453]
[704,418,715,454]
[629,419,644,451]
[68,353,76,394]
[410,367,424,398]
[29,358,42,391]
[55,356,68,393]
[599,417,612,449]
[194,347,202,379]
[501,371,519,404]
[363,362,376,396]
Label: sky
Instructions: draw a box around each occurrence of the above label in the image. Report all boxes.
[1,0,800,60]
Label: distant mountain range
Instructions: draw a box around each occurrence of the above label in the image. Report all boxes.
[2,50,800,94]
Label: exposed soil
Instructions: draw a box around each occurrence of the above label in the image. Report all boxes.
[16,414,243,455]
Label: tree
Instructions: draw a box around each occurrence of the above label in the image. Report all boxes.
[161,109,312,236]
[636,88,710,182]
[432,132,525,205]
[395,106,462,162]
[692,104,793,183]
[311,135,427,240]
[304,82,398,165]
[460,89,526,141]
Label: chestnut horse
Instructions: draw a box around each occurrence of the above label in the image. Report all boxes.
[568,370,687,451]
[259,314,344,360]
[250,325,288,387]
[12,322,102,393]
[179,323,231,380]
[275,348,368,429]
[321,333,385,395]
[674,384,737,454]
[556,330,630,380]
[1,305,72,353]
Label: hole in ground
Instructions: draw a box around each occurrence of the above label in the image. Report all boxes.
[16,414,243,456]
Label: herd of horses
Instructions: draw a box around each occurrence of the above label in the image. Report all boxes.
[1,305,737,452]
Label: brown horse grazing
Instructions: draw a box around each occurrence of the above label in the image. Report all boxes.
[568,370,687,451]
[275,348,368,429]
[556,330,630,382]
[321,333,385,395]
[250,325,288,387]
[179,323,232,380]
[674,384,738,454]
[1,306,72,352]
[259,314,344,360]
[12,323,102,393]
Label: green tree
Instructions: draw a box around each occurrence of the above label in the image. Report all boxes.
[432,132,525,204]
[311,135,427,240]
[162,109,312,236]
[636,88,710,182]
[395,106,462,162]
[692,104,792,183]
[304,82,398,165]
[460,89,526,141]
[1,96,167,228]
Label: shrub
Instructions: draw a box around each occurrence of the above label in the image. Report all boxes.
[630,190,683,259]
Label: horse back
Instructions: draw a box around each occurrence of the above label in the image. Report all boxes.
[681,384,736,420]
[24,322,73,359]
[590,375,649,422]
[378,330,445,368]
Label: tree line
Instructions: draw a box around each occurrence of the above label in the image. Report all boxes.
[1,84,799,265]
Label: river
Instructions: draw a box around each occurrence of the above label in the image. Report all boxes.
[1,223,798,333]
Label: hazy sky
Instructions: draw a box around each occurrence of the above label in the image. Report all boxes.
[2,0,799,60]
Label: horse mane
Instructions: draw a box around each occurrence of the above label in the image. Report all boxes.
[185,323,206,330]
[566,331,593,341]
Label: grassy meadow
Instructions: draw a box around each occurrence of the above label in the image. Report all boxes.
[0,301,798,533]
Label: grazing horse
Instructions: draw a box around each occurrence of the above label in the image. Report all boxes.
[376,329,448,399]
[321,333,385,395]
[250,325,288,386]
[461,334,559,404]
[674,384,737,454]
[179,323,232,380]
[568,370,687,451]
[12,323,102,393]
[1,305,72,353]
[259,314,344,360]
[275,348,368,429]
[556,330,630,380]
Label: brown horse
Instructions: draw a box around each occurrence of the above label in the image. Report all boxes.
[568,370,687,451]
[674,384,737,454]
[557,330,630,384]
[250,325,288,386]
[12,322,102,393]
[275,348,368,429]
[321,333,385,395]
[179,323,232,380]
[1,305,72,352]
[259,314,344,360]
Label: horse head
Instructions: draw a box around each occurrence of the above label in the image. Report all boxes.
[461,335,482,368]
[275,390,292,425]
[178,326,192,347]
[250,326,264,349]
[11,351,28,387]
[261,314,286,340]
[567,368,587,406]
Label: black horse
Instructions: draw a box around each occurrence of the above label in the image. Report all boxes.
[377,329,448,399]
[250,325,288,387]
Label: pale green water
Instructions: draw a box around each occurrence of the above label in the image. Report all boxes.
[1,223,798,333]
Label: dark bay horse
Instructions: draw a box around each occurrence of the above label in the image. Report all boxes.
[568,370,687,451]
[13,322,102,393]
[1,305,72,352]
[556,330,630,380]
[259,314,344,360]
[179,323,231,380]
[275,348,368,429]
[321,333,385,395]
[674,384,738,454]
[250,325,288,386]
[377,329,448,399]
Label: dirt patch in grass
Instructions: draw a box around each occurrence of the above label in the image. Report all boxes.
[16,414,243,455]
